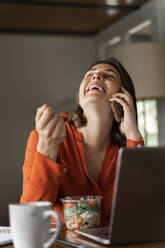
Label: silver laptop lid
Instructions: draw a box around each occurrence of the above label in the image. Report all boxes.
[110,146,165,245]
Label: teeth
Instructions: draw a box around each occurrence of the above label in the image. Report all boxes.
[89,85,104,92]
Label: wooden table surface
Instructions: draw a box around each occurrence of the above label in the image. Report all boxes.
[2,225,165,248]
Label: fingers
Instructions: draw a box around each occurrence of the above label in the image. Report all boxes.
[109,97,125,109]
[111,101,124,123]
[111,86,133,106]
[112,92,129,102]
[52,118,66,140]
[35,104,66,140]
[36,105,55,130]
[109,93,134,113]
[43,113,66,138]
[35,104,47,123]
[42,113,60,137]
[35,105,67,160]
[120,86,131,96]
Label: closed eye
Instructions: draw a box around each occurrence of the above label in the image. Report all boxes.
[103,73,116,79]
[85,72,117,80]
[85,73,93,78]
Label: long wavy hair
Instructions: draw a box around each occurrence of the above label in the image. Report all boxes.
[67,57,137,147]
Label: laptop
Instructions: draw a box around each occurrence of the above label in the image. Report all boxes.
[75,146,165,245]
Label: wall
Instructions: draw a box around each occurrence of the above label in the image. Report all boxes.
[0,34,96,225]
[94,0,165,146]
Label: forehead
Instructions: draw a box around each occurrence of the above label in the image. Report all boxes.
[90,63,117,72]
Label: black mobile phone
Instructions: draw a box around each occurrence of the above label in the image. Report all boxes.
[111,101,124,123]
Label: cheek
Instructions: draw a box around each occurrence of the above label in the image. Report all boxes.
[108,86,119,97]
[79,80,86,96]
[78,83,85,104]
[78,85,83,98]
[114,85,121,93]
[110,81,121,94]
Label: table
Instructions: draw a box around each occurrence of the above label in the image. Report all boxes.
[2,225,165,248]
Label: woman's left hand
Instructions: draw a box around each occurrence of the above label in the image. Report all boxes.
[109,86,142,141]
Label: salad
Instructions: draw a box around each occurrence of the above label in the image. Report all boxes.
[61,196,102,230]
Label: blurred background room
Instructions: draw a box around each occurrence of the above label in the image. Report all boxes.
[0,0,165,225]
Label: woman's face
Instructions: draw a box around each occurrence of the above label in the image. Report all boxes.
[78,63,121,108]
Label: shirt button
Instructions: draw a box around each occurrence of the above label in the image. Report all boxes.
[62,168,67,173]
[137,144,142,148]
[54,181,58,186]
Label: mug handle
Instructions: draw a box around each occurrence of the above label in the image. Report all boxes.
[43,210,62,248]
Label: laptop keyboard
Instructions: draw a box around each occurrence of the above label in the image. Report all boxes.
[97,231,109,237]
[82,227,110,239]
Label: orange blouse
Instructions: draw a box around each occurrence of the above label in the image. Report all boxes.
[20,123,144,222]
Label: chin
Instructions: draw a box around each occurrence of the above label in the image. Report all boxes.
[80,96,109,108]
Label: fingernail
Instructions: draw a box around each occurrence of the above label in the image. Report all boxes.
[42,104,47,109]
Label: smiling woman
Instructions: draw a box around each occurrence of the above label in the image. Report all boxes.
[68,58,140,146]
[20,57,144,225]
[80,63,121,101]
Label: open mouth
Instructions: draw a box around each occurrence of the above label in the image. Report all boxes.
[86,84,105,93]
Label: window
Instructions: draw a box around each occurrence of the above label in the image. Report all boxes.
[137,100,158,147]
[128,20,152,43]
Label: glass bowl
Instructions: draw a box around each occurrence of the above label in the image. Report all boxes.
[61,196,102,230]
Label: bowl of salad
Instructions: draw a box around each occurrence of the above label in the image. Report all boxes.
[61,196,102,230]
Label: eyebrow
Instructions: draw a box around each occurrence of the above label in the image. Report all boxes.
[88,68,117,74]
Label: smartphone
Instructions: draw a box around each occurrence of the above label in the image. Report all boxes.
[111,101,124,123]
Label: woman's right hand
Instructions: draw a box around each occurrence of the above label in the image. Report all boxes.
[35,104,66,161]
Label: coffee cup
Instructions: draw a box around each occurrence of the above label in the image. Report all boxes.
[9,201,61,248]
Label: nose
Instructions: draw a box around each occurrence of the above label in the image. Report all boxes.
[92,73,102,81]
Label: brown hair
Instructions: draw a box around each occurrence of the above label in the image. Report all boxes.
[68,57,137,147]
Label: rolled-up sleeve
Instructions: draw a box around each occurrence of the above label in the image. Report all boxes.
[126,137,144,148]
[20,130,69,205]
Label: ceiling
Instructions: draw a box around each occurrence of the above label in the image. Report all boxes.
[0,0,151,36]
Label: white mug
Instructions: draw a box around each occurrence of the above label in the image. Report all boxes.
[9,201,61,248]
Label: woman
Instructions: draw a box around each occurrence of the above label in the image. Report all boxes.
[20,57,144,223]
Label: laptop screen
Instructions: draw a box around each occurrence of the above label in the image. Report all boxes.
[110,146,165,245]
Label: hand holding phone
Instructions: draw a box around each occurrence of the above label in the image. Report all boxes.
[111,101,124,123]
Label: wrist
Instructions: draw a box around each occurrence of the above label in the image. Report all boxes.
[125,129,142,142]
[37,139,59,161]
